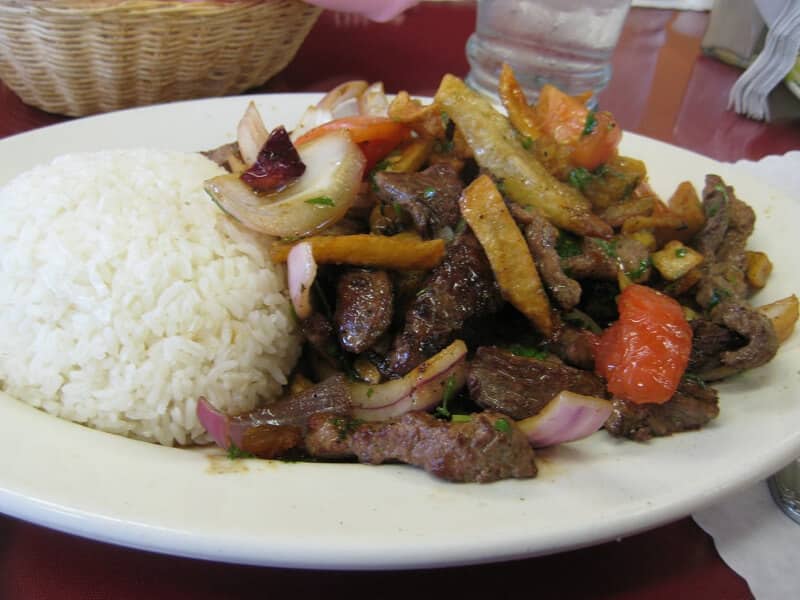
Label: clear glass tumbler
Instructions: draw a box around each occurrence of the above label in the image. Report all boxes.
[768,458,800,524]
[466,0,632,107]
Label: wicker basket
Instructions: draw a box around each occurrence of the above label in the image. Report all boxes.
[0,0,322,116]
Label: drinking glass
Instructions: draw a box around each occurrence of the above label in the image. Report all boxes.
[769,458,800,524]
[466,0,632,107]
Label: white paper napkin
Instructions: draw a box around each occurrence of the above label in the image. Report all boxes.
[692,150,800,600]
[632,0,712,9]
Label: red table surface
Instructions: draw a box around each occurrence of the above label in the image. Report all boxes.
[3,3,797,598]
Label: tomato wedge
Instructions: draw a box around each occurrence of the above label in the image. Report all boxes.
[595,284,692,404]
[534,84,622,170]
[294,116,411,172]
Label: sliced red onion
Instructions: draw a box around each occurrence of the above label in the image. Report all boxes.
[237,101,269,166]
[350,340,467,421]
[196,397,249,450]
[516,390,612,448]
[358,81,389,117]
[287,242,317,320]
[293,80,368,139]
[318,80,369,112]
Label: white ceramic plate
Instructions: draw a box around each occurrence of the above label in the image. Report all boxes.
[0,95,798,570]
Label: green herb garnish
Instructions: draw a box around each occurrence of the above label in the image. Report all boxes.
[675,247,688,258]
[451,414,472,423]
[593,237,618,259]
[508,344,549,360]
[568,167,593,192]
[422,186,437,200]
[555,230,583,258]
[627,256,651,280]
[494,418,511,434]
[434,374,458,419]
[304,196,335,207]
[227,443,255,460]
[582,111,598,136]
[521,135,533,150]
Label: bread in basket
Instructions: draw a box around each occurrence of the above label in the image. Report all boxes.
[0,0,322,116]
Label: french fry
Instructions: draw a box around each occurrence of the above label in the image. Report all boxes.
[269,233,445,271]
[667,181,705,241]
[498,63,542,141]
[745,251,773,289]
[435,74,612,238]
[757,295,799,344]
[387,91,445,138]
[651,240,704,281]
[459,175,553,336]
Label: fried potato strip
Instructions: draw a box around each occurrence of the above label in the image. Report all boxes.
[269,233,445,271]
[459,175,553,336]
[435,74,612,238]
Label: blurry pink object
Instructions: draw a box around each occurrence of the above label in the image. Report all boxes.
[306,0,419,22]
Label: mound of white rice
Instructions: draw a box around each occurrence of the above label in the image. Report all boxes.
[0,149,301,446]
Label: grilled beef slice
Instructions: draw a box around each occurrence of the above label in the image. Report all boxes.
[373,163,463,239]
[334,268,393,354]
[522,211,582,310]
[385,230,503,376]
[467,346,607,420]
[304,410,537,483]
[561,236,651,282]
[231,374,351,431]
[690,175,778,373]
[604,379,719,441]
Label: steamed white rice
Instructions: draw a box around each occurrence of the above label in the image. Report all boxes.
[0,149,301,446]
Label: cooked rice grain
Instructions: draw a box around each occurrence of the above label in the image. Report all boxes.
[0,149,301,446]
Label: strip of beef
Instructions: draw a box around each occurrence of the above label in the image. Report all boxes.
[334,268,393,354]
[373,163,463,239]
[508,203,582,310]
[604,378,719,441]
[201,142,239,171]
[688,318,745,379]
[693,175,753,308]
[467,346,607,420]
[300,312,338,367]
[546,321,600,370]
[304,410,537,483]
[709,300,777,372]
[232,374,351,430]
[561,236,651,282]
[690,175,777,372]
[384,230,503,376]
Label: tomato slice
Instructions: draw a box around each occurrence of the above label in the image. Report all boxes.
[571,110,622,170]
[533,84,622,170]
[595,284,692,404]
[294,116,411,172]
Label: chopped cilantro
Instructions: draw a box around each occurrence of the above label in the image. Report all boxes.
[627,256,651,280]
[366,387,375,398]
[708,287,731,309]
[675,247,688,258]
[555,230,583,258]
[434,139,454,154]
[494,418,511,434]
[582,111,598,136]
[227,443,255,460]
[568,167,593,192]
[508,344,549,360]
[521,135,533,150]
[331,417,363,441]
[304,196,335,207]
[593,237,618,258]
[434,374,459,419]
[682,372,708,389]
